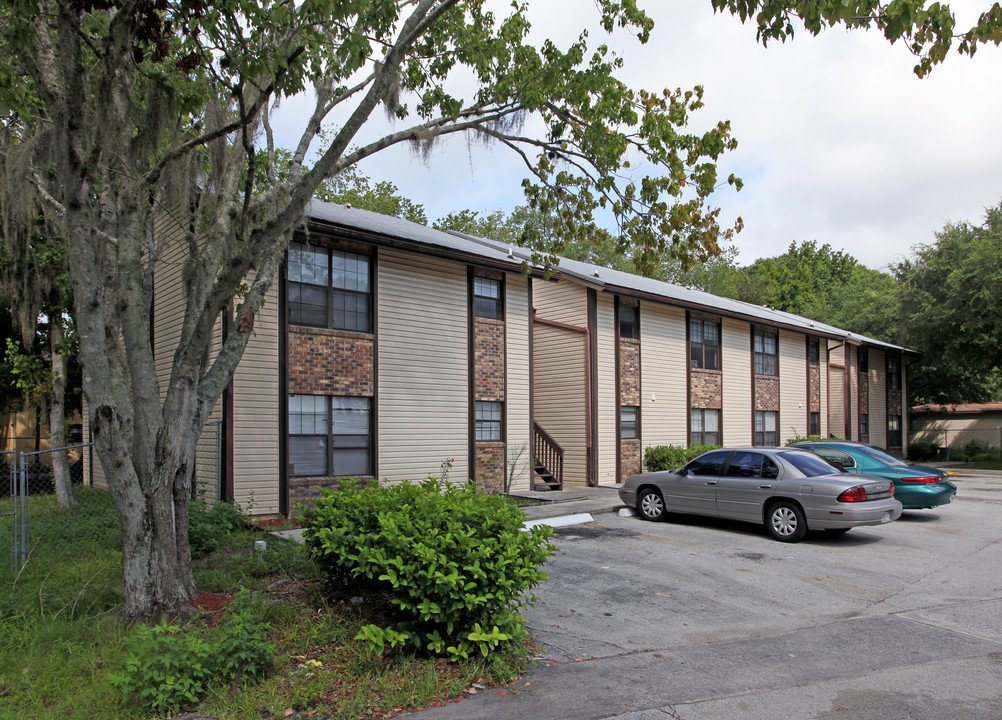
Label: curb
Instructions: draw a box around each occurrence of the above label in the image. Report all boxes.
[522,512,595,531]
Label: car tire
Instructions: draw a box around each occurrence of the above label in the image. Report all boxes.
[767,501,807,543]
[638,487,667,522]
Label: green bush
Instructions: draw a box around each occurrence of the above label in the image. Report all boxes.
[188,498,248,556]
[110,590,273,715]
[300,478,556,661]
[644,444,722,473]
[961,440,1002,463]
[908,442,941,461]
[784,435,844,446]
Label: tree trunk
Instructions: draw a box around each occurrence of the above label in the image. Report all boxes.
[49,319,75,509]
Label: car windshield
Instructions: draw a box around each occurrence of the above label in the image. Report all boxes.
[780,450,843,477]
[860,445,908,467]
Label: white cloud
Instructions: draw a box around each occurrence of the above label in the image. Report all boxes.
[271,1,1002,271]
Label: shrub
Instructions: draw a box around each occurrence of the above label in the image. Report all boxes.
[300,478,556,661]
[961,440,1002,463]
[111,590,272,715]
[188,498,248,556]
[644,444,722,472]
[785,435,844,446]
[908,442,941,461]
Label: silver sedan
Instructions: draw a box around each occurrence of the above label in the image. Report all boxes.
[619,447,903,542]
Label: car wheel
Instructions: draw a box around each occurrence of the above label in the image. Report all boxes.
[767,501,807,543]
[638,487,667,521]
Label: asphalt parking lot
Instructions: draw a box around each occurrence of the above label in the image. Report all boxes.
[409,471,1002,719]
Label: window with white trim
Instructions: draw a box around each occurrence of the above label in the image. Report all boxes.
[755,410,777,446]
[288,395,371,476]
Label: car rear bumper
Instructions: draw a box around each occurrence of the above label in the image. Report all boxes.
[896,481,957,509]
[806,498,903,530]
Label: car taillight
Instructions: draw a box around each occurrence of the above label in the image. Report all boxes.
[888,483,894,496]
[900,476,939,483]
[838,486,868,502]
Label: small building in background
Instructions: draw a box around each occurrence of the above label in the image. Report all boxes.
[910,403,1002,458]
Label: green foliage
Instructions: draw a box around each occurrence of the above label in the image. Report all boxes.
[300,478,556,661]
[893,200,1002,404]
[4,336,50,405]
[188,498,249,556]
[960,440,1002,464]
[785,434,843,446]
[908,442,942,461]
[355,624,412,655]
[110,591,273,715]
[644,443,722,472]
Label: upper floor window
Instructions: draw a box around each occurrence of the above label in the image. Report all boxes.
[887,354,901,390]
[858,347,869,374]
[619,304,638,339]
[690,319,720,370]
[808,338,820,366]
[754,330,778,376]
[288,242,371,332]
[473,277,502,319]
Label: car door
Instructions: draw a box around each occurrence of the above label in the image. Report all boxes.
[667,450,730,517]
[715,451,780,522]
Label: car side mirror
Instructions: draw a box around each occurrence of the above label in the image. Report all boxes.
[677,467,688,477]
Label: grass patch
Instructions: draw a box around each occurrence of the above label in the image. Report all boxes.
[0,488,537,720]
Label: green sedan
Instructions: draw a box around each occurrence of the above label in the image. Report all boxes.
[791,441,957,510]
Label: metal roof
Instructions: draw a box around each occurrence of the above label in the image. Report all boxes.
[303,198,912,354]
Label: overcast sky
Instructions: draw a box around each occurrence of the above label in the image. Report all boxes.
[274,2,1002,272]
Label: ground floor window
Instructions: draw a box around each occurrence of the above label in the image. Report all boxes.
[475,401,503,441]
[809,411,820,437]
[620,406,639,439]
[288,395,371,476]
[690,408,720,445]
[755,410,777,446]
[888,414,902,447]
[859,413,869,439]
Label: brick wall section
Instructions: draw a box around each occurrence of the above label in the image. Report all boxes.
[691,370,722,409]
[288,326,374,396]
[619,338,640,405]
[888,390,902,416]
[755,376,780,411]
[475,442,505,492]
[809,365,821,412]
[858,373,869,415]
[288,475,376,511]
[621,438,642,477]
[474,317,505,401]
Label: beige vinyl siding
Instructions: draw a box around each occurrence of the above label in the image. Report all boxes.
[721,318,752,445]
[532,279,588,326]
[595,294,618,484]
[230,274,280,514]
[505,273,532,491]
[848,346,859,441]
[639,302,687,449]
[533,322,588,486]
[828,339,846,439]
[869,348,887,448]
[378,250,469,483]
[779,331,807,444]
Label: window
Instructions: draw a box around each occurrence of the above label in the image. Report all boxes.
[887,354,901,390]
[755,410,777,446]
[725,451,766,478]
[690,319,720,370]
[473,277,502,319]
[808,338,820,366]
[288,242,371,332]
[754,330,778,376]
[475,401,502,441]
[690,408,719,445]
[809,411,820,437]
[859,413,869,438]
[858,347,869,374]
[888,414,902,448]
[684,450,730,476]
[619,304,638,339]
[620,406,639,439]
[288,395,371,477]
[813,446,855,470]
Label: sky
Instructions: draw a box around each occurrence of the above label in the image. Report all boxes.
[272,2,1002,272]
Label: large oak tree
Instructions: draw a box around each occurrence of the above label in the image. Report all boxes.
[0,0,993,621]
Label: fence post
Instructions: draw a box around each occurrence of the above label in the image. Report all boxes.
[18,452,28,568]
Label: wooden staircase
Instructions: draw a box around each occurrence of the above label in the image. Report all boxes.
[532,421,564,491]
